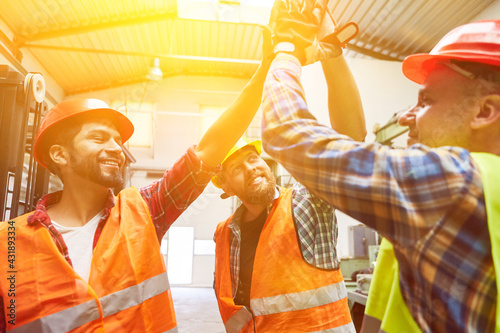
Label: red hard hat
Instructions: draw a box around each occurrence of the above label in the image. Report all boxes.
[34,98,134,169]
[403,20,500,84]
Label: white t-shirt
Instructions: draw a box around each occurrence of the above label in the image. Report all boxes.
[52,210,104,282]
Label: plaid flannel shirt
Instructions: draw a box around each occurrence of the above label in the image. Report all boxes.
[261,53,496,332]
[224,184,340,298]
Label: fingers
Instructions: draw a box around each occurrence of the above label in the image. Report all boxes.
[312,0,328,25]
[269,0,284,28]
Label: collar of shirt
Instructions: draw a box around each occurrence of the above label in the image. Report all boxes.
[27,188,116,227]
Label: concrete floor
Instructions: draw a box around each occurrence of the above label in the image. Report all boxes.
[172,287,225,333]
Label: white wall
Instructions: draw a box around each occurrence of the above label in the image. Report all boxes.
[302,57,418,142]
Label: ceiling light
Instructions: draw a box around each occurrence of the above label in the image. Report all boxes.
[147,57,163,81]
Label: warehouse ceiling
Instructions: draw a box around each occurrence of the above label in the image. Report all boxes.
[0,0,496,97]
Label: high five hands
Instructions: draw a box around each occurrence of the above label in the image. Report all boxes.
[268,0,358,65]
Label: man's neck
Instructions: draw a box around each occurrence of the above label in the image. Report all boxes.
[241,201,273,223]
[470,132,500,156]
[47,180,110,228]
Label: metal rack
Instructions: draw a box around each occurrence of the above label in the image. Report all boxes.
[0,65,49,220]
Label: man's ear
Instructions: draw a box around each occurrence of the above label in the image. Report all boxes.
[471,94,500,130]
[220,182,234,198]
[48,144,69,167]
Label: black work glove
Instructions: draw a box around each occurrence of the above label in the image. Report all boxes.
[269,0,328,51]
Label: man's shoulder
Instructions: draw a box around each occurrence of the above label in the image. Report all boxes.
[0,213,33,231]
[291,183,333,211]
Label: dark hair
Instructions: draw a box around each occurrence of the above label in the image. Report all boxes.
[43,119,83,178]
[452,60,500,86]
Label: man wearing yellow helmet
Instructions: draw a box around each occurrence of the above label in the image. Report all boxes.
[212,47,366,332]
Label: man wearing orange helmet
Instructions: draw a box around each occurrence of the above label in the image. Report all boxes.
[262,2,500,330]
[0,29,273,332]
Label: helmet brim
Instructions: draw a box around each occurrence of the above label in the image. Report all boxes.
[403,52,500,84]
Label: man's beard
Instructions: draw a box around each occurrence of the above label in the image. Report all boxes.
[240,170,276,205]
[70,154,124,189]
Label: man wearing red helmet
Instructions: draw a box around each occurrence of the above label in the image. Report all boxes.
[0,29,273,332]
[262,2,500,331]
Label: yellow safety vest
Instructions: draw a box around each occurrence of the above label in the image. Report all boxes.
[362,152,500,332]
[471,152,500,332]
[361,239,421,333]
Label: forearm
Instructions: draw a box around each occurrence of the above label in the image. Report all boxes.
[195,59,271,167]
[262,53,360,207]
[321,56,366,141]
[140,146,216,240]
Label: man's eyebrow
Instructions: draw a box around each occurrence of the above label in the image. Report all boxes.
[86,128,122,140]
[418,87,432,98]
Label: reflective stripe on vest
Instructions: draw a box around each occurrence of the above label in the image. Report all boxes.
[309,322,358,333]
[224,307,253,333]
[100,271,170,317]
[9,299,100,333]
[250,280,347,316]
[471,152,500,333]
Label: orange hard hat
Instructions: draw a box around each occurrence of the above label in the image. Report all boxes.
[402,20,500,84]
[211,136,262,189]
[34,98,134,169]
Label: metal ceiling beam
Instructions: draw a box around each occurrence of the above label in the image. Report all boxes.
[66,76,149,96]
[0,42,58,105]
[346,43,402,62]
[0,29,22,61]
[65,69,254,96]
[15,12,177,44]
[24,44,261,65]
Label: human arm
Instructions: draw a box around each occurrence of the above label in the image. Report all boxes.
[321,55,366,141]
[261,53,481,246]
[139,28,273,238]
[140,146,216,241]
[194,26,273,167]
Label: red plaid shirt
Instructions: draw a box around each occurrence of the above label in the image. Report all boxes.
[1,145,216,330]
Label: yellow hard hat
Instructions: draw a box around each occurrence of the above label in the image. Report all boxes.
[212,137,262,188]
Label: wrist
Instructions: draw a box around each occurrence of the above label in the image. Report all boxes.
[273,42,305,64]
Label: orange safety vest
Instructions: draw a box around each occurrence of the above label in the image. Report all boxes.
[214,188,354,332]
[0,187,177,332]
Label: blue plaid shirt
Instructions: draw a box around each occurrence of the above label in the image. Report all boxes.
[261,53,496,332]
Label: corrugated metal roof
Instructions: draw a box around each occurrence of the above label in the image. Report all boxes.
[0,0,495,96]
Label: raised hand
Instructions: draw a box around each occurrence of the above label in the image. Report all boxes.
[269,0,328,63]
